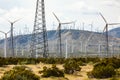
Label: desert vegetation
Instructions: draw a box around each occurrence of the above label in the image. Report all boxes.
[39,64,64,77]
[1,66,40,80]
[0,57,120,80]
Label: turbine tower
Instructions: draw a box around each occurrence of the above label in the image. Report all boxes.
[53,12,74,57]
[7,19,20,57]
[30,0,48,58]
[99,13,120,57]
[0,31,10,58]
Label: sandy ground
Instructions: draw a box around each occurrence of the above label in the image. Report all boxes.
[0,63,109,80]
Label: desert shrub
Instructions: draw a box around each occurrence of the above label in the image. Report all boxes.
[1,66,40,80]
[77,60,85,66]
[110,77,119,80]
[43,58,65,64]
[91,64,116,78]
[19,58,39,64]
[86,57,100,63]
[65,58,84,64]
[55,58,65,64]
[40,64,64,77]
[0,58,5,66]
[63,59,81,74]
[45,58,56,64]
[97,58,120,69]
[108,58,120,69]
[0,57,40,65]
[115,69,120,76]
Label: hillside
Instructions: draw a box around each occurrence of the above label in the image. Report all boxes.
[109,27,120,38]
[0,29,120,57]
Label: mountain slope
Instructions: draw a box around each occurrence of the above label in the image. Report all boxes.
[109,27,120,38]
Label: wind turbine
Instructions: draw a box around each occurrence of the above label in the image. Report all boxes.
[65,39,68,58]
[53,12,74,57]
[82,22,85,31]
[88,22,93,32]
[85,30,94,56]
[79,34,84,54]
[99,13,120,57]
[7,19,21,57]
[0,30,10,58]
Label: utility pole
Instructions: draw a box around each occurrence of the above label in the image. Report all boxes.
[0,31,10,58]
[30,0,49,58]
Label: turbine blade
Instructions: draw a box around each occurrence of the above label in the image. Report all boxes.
[53,12,60,23]
[108,23,120,25]
[61,22,74,24]
[13,18,21,23]
[7,30,11,34]
[0,31,5,34]
[99,12,107,24]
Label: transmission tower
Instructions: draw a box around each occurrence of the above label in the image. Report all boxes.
[30,0,49,58]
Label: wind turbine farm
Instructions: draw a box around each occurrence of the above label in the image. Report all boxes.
[0,0,120,80]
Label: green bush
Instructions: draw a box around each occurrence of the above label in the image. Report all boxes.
[86,57,100,63]
[63,60,81,74]
[108,58,120,69]
[91,64,116,78]
[40,64,64,77]
[0,58,4,67]
[77,60,85,66]
[45,58,56,64]
[43,58,65,64]
[1,66,40,80]
[96,58,120,69]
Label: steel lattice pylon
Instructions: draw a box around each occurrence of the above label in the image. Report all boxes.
[30,0,49,58]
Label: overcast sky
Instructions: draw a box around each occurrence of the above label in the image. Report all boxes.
[0,0,120,37]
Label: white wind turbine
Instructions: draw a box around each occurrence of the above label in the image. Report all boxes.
[53,12,74,57]
[7,19,21,57]
[99,13,120,57]
[0,30,10,58]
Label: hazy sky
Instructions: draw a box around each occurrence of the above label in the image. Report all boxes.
[0,0,120,37]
